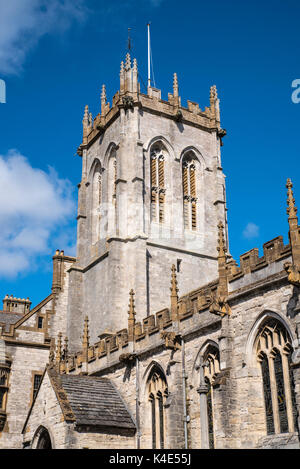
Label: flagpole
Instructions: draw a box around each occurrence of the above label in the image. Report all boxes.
[147,23,151,88]
[128,28,131,51]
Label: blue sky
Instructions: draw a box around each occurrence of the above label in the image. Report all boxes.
[0,0,299,308]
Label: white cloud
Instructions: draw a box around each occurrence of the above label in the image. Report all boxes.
[0,0,165,75]
[243,222,260,239]
[0,150,76,278]
[0,0,87,75]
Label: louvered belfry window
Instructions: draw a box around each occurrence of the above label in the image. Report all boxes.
[150,146,166,223]
[256,319,298,435]
[182,155,197,231]
[92,164,102,244]
[98,173,102,205]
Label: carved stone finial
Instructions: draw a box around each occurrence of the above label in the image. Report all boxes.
[210,85,221,123]
[128,289,136,319]
[286,178,300,274]
[125,52,131,71]
[49,338,55,365]
[208,222,231,317]
[171,264,179,298]
[82,316,89,350]
[128,289,136,341]
[170,264,179,321]
[101,84,107,115]
[217,221,227,259]
[173,73,178,97]
[83,105,89,126]
[217,221,229,299]
[82,105,89,143]
[120,61,125,94]
[287,178,298,222]
[101,84,106,101]
[133,58,138,72]
[56,333,62,364]
[210,85,218,101]
[63,336,69,362]
[132,58,138,93]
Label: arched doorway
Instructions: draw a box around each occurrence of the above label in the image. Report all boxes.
[35,427,52,449]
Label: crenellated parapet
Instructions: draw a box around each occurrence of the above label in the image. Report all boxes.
[52,179,298,376]
[57,269,221,375]
[77,53,226,154]
[228,236,291,283]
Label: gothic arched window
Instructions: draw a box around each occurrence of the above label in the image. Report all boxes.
[203,346,220,449]
[182,152,198,231]
[107,150,117,235]
[256,319,298,435]
[150,144,166,224]
[91,163,102,244]
[147,366,168,449]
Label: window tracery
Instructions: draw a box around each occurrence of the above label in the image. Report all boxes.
[203,347,220,449]
[256,319,298,435]
[91,163,102,244]
[182,153,198,231]
[150,145,166,224]
[148,366,168,449]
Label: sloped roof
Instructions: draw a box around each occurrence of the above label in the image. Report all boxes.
[57,373,136,430]
[0,312,23,332]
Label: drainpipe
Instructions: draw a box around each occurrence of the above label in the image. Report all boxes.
[181,337,188,449]
[136,355,141,449]
[197,358,209,449]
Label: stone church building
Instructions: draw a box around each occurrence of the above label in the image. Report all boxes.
[0,53,300,449]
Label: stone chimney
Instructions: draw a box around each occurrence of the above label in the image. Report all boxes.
[2,295,31,314]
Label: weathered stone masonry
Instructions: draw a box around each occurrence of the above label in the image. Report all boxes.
[1,53,300,449]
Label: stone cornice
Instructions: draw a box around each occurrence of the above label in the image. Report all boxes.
[81,90,221,152]
[68,251,109,274]
[228,270,288,303]
[3,338,50,349]
[146,241,218,261]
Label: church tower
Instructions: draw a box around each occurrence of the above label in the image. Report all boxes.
[67,53,228,350]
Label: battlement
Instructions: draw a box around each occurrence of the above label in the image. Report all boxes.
[228,236,291,282]
[53,227,295,376]
[78,53,225,153]
[2,295,31,314]
[53,273,221,375]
